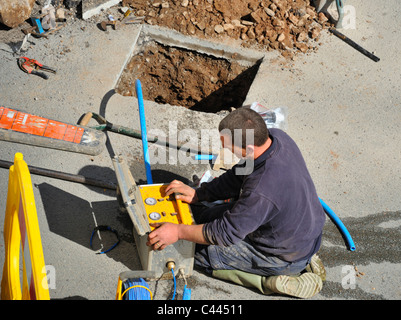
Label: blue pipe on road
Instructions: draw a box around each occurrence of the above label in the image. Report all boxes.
[319,197,355,251]
[194,154,217,161]
[135,79,153,184]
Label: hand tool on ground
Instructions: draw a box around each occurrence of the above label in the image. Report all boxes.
[0,106,105,155]
[18,57,57,79]
[27,14,65,38]
[22,26,39,35]
[316,0,345,29]
[99,10,143,31]
[121,8,133,21]
[329,27,380,62]
[31,17,45,34]
[22,26,49,38]
[120,9,144,26]
[123,16,145,25]
[78,111,214,156]
[100,20,118,31]
[41,22,66,36]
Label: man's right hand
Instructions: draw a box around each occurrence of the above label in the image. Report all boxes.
[164,180,198,204]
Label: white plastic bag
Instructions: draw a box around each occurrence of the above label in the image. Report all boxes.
[249,102,288,131]
[196,170,224,207]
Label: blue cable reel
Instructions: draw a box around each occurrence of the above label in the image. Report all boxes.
[120,271,191,300]
[122,278,153,300]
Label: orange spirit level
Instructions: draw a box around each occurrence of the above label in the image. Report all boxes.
[0,106,105,155]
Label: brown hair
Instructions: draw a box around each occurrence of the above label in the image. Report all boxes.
[218,107,269,148]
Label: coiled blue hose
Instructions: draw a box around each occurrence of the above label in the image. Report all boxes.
[319,198,356,251]
[122,278,152,300]
[135,79,153,184]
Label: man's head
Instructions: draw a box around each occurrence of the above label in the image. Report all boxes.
[218,107,269,159]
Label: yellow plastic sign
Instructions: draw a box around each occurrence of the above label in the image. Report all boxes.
[1,153,50,300]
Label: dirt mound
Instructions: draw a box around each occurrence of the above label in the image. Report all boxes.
[116,41,259,112]
[123,0,331,56]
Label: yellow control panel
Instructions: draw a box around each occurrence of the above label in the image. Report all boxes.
[139,184,194,231]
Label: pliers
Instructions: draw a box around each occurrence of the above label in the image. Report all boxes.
[18,56,57,79]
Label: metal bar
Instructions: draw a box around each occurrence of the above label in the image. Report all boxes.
[0,159,117,190]
[80,111,215,155]
[329,28,380,62]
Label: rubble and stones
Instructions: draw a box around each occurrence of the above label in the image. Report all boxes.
[0,0,331,59]
[0,0,36,28]
[0,0,332,115]
[122,0,332,56]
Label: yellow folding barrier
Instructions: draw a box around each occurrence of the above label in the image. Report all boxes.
[1,153,50,300]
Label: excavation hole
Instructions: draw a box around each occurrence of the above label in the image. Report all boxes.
[115,41,261,113]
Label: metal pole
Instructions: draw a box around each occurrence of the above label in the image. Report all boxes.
[329,28,380,62]
[0,159,117,190]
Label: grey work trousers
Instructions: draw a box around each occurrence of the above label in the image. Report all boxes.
[192,202,311,276]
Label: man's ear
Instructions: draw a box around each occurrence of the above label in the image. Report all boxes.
[245,145,255,158]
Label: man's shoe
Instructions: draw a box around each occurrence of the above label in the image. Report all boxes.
[305,254,326,281]
[263,272,323,299]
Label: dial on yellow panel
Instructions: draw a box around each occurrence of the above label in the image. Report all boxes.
[139,184,194,231]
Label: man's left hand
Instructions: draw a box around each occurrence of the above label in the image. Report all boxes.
[146,222,179,250]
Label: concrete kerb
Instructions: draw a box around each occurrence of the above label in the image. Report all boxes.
[82,0,122,20]
[112,24,267,90]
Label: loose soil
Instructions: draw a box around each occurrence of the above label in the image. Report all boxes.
[115,0,331,111]
[1,0,332,112]
[115,41,260,112]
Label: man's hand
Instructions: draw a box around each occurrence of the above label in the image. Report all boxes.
[146,222,179,251]
[146,222,209,250]
[164,180,198,204]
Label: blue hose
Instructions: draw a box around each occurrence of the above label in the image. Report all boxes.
[183,285,191,300]
[319,198,356,251]
[195,154,217,161]
[122,278,152,300]
[171,268,176,300]
[135,79,153,184]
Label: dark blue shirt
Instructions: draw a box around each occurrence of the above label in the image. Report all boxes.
[196,129,326,262]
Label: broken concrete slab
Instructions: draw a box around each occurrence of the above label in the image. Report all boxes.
[82,0,121,20]
[0,0,35,28]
